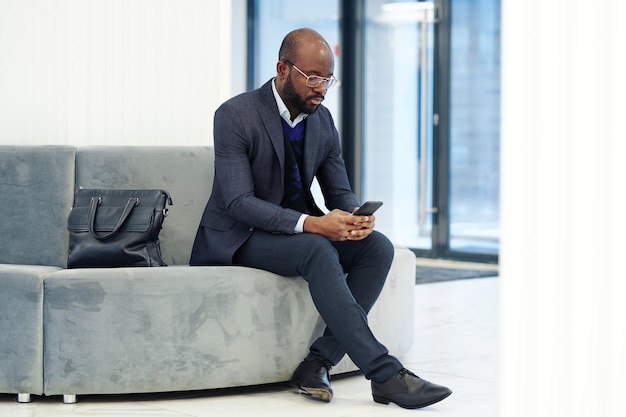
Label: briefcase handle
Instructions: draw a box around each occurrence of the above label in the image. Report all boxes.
[88,196,139,241]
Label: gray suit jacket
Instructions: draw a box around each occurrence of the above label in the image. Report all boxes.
[190,80,359,265]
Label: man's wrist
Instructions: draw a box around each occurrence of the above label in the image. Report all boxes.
[295,214,308,233]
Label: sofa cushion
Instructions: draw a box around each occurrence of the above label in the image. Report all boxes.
[74,146,214,265]
[42,265,322,395]
[0,265,60,395]
[42,246,416,396]
[0,146,76,267]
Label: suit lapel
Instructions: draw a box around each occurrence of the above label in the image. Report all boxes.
[256,81,285,177]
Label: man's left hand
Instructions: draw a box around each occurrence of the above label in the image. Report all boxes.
[348,209,376,241]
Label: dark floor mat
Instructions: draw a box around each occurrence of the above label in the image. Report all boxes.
[416,266,498,284]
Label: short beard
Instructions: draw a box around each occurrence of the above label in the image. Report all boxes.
[283,73,323,115]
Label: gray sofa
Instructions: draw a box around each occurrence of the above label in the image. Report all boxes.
[0,145,416,403]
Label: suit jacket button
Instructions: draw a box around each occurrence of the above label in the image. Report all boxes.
[249,226,254,232]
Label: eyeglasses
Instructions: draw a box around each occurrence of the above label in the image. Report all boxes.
[283,60,339,90]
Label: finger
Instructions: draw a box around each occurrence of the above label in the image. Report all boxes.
[349,229,366,239]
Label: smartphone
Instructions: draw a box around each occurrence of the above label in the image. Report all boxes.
[354,201,383,216]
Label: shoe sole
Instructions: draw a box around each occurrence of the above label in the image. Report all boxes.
[292,384,333,402]
[373,390,452,409]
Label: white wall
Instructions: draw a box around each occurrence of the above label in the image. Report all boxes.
[500,1,626,416]
[0,0,246,146]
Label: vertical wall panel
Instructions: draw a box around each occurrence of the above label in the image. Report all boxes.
[0,0,234,146]
[500,0,626,416]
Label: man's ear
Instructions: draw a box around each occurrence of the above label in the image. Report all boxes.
[276,61,289,80]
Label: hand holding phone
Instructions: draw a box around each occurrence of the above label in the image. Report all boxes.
[353,201,383,216]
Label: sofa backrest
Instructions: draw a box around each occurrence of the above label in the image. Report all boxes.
[74,146,214,265]
[0,146,76,268]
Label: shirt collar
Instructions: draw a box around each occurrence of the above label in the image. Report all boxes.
[272,78,308,128]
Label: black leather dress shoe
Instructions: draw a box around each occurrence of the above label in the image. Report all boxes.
[371,368,452,409]
[290,359,333,402]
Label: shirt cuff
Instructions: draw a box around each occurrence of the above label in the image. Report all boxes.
[294,214,308,233]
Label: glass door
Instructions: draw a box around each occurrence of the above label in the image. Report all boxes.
[362,0,438,253]
[361,0,500,261]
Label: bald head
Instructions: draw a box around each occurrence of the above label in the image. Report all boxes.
[278,28,333,65]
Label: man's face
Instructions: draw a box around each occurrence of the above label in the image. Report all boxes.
[282,70,325,115]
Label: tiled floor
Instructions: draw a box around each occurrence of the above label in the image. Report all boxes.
[0,277,499,417]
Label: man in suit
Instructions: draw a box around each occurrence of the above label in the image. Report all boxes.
[191,28,451,409]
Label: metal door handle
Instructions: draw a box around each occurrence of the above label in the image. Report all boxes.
[418,3,438,230]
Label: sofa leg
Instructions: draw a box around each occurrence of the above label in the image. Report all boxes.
[63,394,77,404]
[17,393,31,403]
